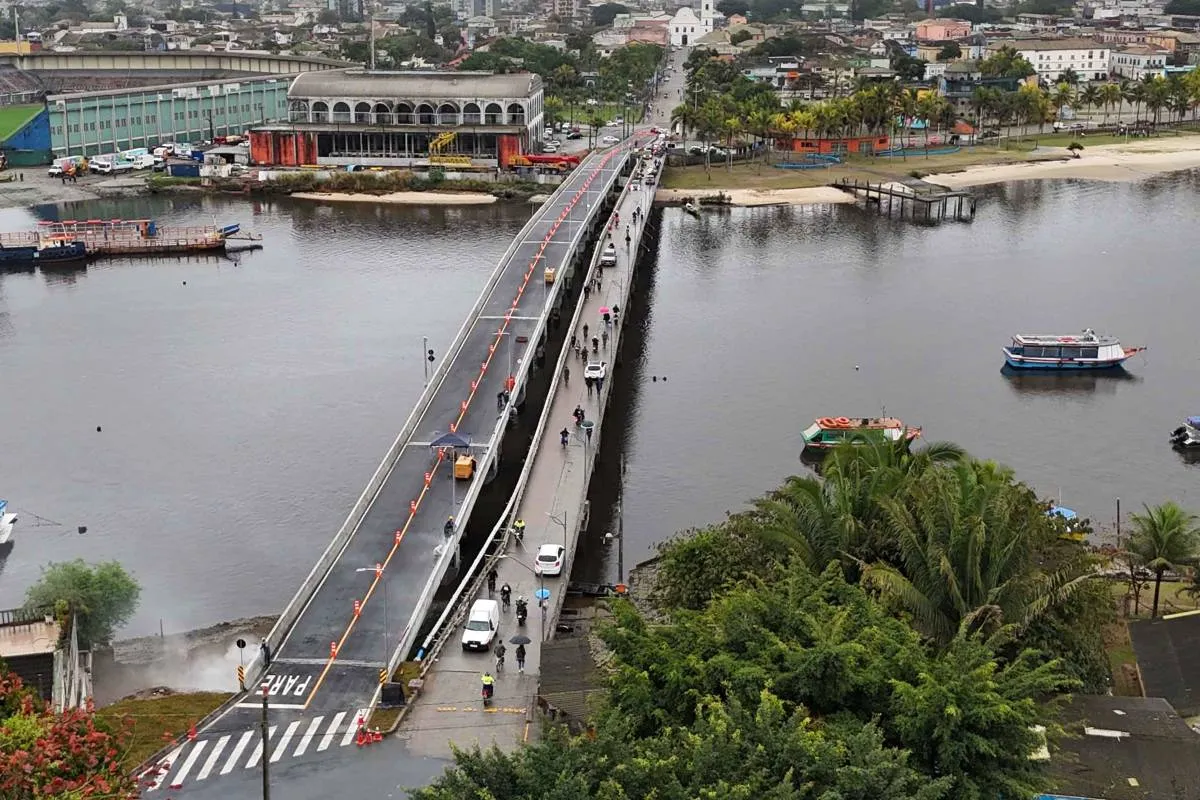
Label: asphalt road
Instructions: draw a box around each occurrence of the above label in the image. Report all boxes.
[144,144,634,800]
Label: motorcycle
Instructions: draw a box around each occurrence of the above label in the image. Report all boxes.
[482,682,494,707]
[515,599,528,626]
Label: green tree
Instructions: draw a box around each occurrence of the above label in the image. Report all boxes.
[1165,0,1200,13]
[730,29,753,45]
[980,45,1036,79]
[863,462,1089,646]
[717,0,750,13]
[1127,501,1200,617]
[937,41,961,61]
[25,559,140,646]
[591,2,630,26]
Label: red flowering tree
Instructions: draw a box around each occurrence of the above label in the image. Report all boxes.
[0,666,139,799]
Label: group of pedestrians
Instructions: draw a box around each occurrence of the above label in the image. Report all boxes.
[485,567,528,673]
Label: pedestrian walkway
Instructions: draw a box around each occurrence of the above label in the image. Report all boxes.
[140,708,370,793]
[398,156,657,759]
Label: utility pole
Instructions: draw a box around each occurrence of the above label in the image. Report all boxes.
[368,11,376,71]
[260,682,271,800]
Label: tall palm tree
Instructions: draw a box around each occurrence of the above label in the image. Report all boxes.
[863,462,1090,646]
[1128,502,1200,617]
[1124,80,1146,123]
[1097,82,1122,126]
[1143,75,1170,126]
[1080,84,1101,121]
[745,107,774,163]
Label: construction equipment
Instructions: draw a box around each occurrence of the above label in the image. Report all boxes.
[429,131,472,167]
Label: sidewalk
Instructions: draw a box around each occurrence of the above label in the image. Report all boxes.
[396,158,656,759]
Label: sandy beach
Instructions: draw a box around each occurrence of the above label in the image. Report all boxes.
[655,186,855,206]
[925,137,1200,188]
[290,190,498,205]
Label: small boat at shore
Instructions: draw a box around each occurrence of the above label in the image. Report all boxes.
[683,202,700,216]
[0,500,17,545]
[1169,417,1200,451]
[801,416,922,452]
[1003,328,1144,370]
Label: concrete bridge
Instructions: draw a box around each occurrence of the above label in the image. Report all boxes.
[138,143,637,798]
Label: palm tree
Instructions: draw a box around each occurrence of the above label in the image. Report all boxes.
[744,107,774,164]
[863,462,1090,646]
[1080,84,1100,121]
[1144,75,1170,126]
[1124,80,1146,123]
[1127,502,1200,618]
[1097,82,1122,126]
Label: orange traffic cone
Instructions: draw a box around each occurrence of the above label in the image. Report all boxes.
[187,723,197,742]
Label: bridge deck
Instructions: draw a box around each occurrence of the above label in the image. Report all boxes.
[397,158,654,758]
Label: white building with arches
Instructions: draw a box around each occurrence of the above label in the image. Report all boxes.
[249,69,545,169]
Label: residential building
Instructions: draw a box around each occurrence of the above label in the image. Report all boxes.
[996,38,1111,82]
[453,0,497,19]
[915,19,971,41]
[938,62,1021,116]
[252,70,544,169]
[1014,13,1063,31]
[1144,29,1200,57]
[1110,43,1169,78]
[742,55,801,88]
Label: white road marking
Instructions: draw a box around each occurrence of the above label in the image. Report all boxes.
[245,725,277,769]
[317,712,345,752]
[196,735,229,781]
[271,720,301,762]
[221,731,254,775]
[170,740,207,786]
[341,709,367,747]
[143,746,182,792]
[294,716,324,758]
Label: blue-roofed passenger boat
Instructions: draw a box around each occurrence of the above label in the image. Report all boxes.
[1170,417,1200,451]
[1003,328,1144,370]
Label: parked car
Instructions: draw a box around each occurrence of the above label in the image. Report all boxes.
[461,599,500,651]
[47,164,63,177]
[566,131,582,140]
[600,135,620,145]
[534,543,566,576]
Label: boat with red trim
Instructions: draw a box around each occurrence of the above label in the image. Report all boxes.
[1003,328,1144,370]
[801,416,922,451]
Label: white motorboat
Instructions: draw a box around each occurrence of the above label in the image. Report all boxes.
[0,500,16,545]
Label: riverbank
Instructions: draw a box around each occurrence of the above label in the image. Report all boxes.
[659,132,1200,204]
[291,190,498,205]
[924,137,1200,188]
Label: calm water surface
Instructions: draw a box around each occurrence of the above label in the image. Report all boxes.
[578,172,1200,583]
[1,175,1197,635]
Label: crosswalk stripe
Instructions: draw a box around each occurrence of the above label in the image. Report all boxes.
[221,731,254,775]
[317,712,345,752]
[294,716,324,758]
[341,709,367,747]
[245,725,277,769]
[170,740,207,786]
[144,746,183,792]
[271,720,301,763]
[196,735,229,781]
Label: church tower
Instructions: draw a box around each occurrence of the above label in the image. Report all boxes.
[699,0,715,35]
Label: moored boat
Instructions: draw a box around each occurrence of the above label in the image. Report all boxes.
[1003,328,1144,370]
[1169,417,1200,451]
[0,240,87,267]
[0,500,16,545]
[801,416,922,451]
[683,202,700,217]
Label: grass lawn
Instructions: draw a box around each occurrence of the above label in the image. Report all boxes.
[96,691,233,770]
[557,101,644,126]
[1109,578,1200,619]
[0,104,43,142]
[1104,620,1141,696]
[661,147,1060,191]
[369,661,422,731]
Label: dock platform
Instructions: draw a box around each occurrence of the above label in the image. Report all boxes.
[832,177,976,223]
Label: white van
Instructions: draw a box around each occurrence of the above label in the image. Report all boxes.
[461,598,500,651]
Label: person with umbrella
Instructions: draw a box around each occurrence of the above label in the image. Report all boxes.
[509,634,532,673]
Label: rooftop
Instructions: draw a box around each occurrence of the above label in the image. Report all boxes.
[289,69,543,99]
[1116,44,1170,54]
[1128,612,1200,716]
[1000,37,1109,51]
[0,608,60,659]
[1050,695,1200,800]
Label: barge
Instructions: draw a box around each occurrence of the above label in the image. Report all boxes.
[0,219,256,260]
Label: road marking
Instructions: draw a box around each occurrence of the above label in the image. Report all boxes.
[273,657,385,668]
[144,746,183,792]
[271,720,301,763]
[478,315,542,321]
[235,701,306,709]
[245,725,277,769]
[293,716,324,758]
[196,734,229,781]
[170,739,207,786]
[222,731,255,775]
[317,712,346,752]
[341,709,368,747]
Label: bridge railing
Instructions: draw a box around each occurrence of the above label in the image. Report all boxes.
[396,145,637,681]
[241,149,607,689]
[380,147,634,690]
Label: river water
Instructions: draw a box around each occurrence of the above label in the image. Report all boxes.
[0,175,1196,635]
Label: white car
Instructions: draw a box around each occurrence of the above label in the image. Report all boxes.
[584,361,606,381]
[600,135,619,145]
[47,164,64,177]
[534,543,566,576]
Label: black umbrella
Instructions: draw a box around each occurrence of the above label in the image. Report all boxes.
[509,634,532,645]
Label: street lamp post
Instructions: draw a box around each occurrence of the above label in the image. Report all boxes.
[260,682,271,800]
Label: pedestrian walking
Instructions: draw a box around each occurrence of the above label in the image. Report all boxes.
[596,272,602,289]
[597,375,605,392]
[586,425,593,443]
[586,376,594,396]
[602,330,609,349]
[584,284,590,301]
[570,334,577,350]
[497,390,505,410]
[564,366,570,385]
[516,643,526,673]
[603,312,611,326]
[487,568,498,594]
[583,323,589,340]
[592,336,599,353]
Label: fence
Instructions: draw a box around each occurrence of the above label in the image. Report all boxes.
[52,616,90,713]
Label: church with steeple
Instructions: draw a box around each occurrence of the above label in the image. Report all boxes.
[669,0,716,47]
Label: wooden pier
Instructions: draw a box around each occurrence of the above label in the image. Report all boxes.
[832,178,976,224]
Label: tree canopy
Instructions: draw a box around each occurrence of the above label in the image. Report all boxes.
[1166,0,1200,13]
[415,439,1124,798]
[591,2,630,26]
[25,559,140,647]
[980,46,1037,79]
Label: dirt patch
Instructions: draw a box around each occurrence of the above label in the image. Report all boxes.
[93,616,276,706]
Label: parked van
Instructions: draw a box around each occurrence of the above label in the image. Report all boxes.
[461,599,500,651]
